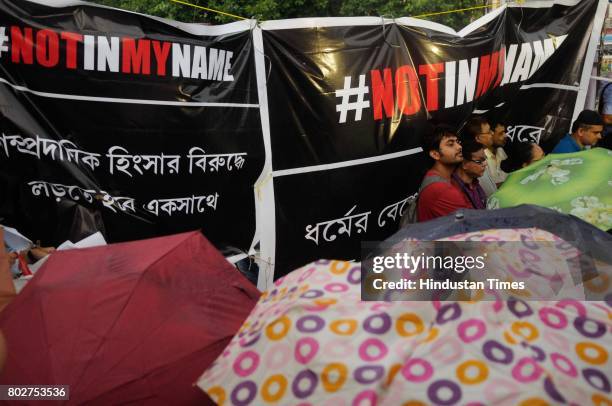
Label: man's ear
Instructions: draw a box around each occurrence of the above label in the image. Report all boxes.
[429,149,440,161]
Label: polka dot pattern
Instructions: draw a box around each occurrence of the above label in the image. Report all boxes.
[198,232,612,405]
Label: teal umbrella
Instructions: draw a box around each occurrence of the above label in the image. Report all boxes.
[488,148,612,231]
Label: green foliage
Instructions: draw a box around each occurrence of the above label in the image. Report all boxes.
[339,0,487,30]
[89,0,196,22]
[85,0,489,29]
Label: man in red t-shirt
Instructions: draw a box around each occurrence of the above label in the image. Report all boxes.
[417,126,472,222]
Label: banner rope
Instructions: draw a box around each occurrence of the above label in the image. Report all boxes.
[410,2,504,19]
[169,0,510,22]
[169,0,248,20]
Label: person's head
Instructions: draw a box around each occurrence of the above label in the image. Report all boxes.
[491,121,507,148]
[571,110,604,147]
[500,142,545,173]
[462,116,493,148]
[423,125,463,166]
[598,83,612,125]
[458,139,487,179]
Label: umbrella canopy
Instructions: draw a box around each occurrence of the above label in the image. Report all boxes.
[386,206,612,302]
[488,148,612,231]
[198,227,612,405]
[391,205,611,263]
[0,231,260,405]
[0,227,16,313]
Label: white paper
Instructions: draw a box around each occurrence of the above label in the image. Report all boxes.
[2,225,32,252]
[74,232,107,248]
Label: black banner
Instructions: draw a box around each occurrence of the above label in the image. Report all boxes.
[263,0,602,276]
[0,0,264,251]
[0,0,605,281]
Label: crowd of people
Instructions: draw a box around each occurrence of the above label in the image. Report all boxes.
[414,109,606,222]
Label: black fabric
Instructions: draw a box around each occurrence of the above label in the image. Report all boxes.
[390,204,612,262]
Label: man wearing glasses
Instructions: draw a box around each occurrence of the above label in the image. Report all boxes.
[461,116,504,197]
[452,139,488,210]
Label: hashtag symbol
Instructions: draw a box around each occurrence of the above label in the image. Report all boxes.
[335,75,370,124]
[0,27,8,59]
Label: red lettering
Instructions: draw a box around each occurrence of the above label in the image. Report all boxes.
[36,29,59,67]
[395,65,421,116]
[370,68,394,120]
[476,51,499,97]
[494,47,505,88]
[152,40,170,76]
[122,38,151,74]
[61,32,82,69]
[418,63,444,111]
[11,26,34,64]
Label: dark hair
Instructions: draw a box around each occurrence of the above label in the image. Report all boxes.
[423,124,456,153]
[490,120,506,130]
[501,142,535,173]
[460,139,485,161]
[460,116,489,142]
[571,109,604,133]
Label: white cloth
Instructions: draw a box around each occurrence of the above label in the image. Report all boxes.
[484,147,508,184]
[479,169,497,197]
[2,225,32,276]
[2,225,32,252]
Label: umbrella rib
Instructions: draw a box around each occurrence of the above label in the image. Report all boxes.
[35,290,56,384]
[89,301,187,391]
[70,268,151,399]
[86,340,230,405]
[71,233,202,400]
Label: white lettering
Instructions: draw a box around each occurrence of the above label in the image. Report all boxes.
[223,50,234,81]
[457,57,478,105]
[208,48,225,81]
[97,36,120,72]
[191,45,208,79]
[510,42,532,83]
[83,35,95,71]
[172,43,191,78]
[445,60,456,108]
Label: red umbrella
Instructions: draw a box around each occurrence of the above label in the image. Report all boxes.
[0,227,16,313]
[0,231,260,405]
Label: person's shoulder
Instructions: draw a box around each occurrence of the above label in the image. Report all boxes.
[424,178,462,197]
[423,169,441,178]
[552,134,572,153]
[604,82,612,98]
[422,169,450,183]
[426,181,454,191]
[418,172,452,198]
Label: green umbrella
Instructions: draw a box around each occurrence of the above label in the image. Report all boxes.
[488,147,612,231]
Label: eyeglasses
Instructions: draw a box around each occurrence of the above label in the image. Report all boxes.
[468,159,487,166]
